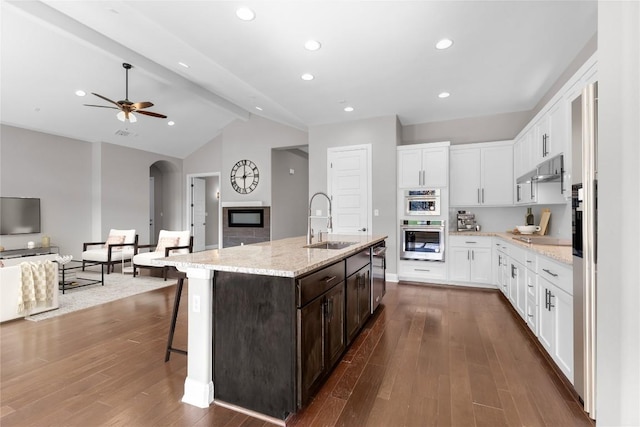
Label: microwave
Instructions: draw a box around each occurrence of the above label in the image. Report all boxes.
[405,189,440,216]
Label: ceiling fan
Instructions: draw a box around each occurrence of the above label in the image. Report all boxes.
[84,63,167,123]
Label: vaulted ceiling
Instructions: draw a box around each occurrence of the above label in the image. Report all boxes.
[1,1,597,158]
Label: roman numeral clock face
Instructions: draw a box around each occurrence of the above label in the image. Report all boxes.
[230,159,259,194]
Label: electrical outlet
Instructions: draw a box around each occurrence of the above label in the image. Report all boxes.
[193,295,200,313]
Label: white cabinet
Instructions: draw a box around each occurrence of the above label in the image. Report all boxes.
[524,251,538,335]
[449,236,492,284]
[493,240,510,296]
[398,259,447,282]
[450,141,513,206]
[532,98,567,165]
[397,143,449,188]
[536,256,574,382]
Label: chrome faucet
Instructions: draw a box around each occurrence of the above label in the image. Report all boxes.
[307,192,333,244]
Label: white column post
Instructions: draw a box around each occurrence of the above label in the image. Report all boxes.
[180,267,214,408]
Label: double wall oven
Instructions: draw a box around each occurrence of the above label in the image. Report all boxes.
[401,188,446,261]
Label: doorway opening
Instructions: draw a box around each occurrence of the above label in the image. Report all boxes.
[149,160,182,244]
[186,173,221,252]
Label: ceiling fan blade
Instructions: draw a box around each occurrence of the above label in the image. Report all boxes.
[136,110,167,119]
[84,104,119,110]
[132,101,153,110]
[91,92,122,108]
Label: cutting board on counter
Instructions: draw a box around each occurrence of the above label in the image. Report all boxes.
[537,208,551,235]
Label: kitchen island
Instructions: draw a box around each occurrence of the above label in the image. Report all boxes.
[157,234,386,424]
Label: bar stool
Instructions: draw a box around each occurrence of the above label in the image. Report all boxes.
[165,269,187,362]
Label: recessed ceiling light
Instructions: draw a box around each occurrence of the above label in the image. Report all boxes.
[438,92,451,98]
[255,106,263,111]
[178,62,190,68]
[304,40,321,51]
[75,90,86,97]
[344,106,354,112]
[435,38,454,50]
[236,7,255,21]
[167,121,175,126]
[301,73,314,81]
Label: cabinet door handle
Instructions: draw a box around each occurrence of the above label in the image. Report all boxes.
[477,188,481,203]
[471,250,475,261]
[548,292,555,310]
[323,275,337,284]
[415,268,431,272]
[326,298,333,319]
[542,268,558,278]
[511,264,515,278]
[482,188,485,203]
[467,250,470,260]
[465,241,477,244]
[516,184,521,202]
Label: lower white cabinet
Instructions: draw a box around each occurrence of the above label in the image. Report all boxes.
[398,259,447,282]
[509,259,526,319]
[537,257,574,382]
[449,236,492,284]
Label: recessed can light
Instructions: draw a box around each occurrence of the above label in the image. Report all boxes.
[301,73,314,81]
[438,92,451,98]
[168,121,175,126]
[304,40,322,51]
[255,106,263,111]
[75,90,86,97]
[435,38,454,50]
[236,7,255,21]
[344,106,354,112]
[178,62,190,68]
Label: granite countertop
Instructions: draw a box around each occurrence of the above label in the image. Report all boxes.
[155,234,387,278]
[450,231,572,265]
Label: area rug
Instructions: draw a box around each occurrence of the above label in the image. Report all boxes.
[26,271,176,322]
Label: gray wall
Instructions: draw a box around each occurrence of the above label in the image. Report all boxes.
[205,175,220,247]
[596,1,640,424]
[271,148,309,240]
[402,110,532,145]
[309,115,398,274]
[0,125,182,258]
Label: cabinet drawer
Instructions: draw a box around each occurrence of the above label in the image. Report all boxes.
[509,244,527,266]
[297,261,345,307]
[346,248,370,277]
[449,235,492,248]
[399,260,446,280]
[537,256,572,295]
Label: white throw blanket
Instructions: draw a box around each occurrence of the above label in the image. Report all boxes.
[18,261,55,313]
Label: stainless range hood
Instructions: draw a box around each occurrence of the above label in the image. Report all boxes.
[534,154,564,182]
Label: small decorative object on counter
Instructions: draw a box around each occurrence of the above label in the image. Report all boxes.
[526,208,534,226]
[41,235,50,248]
[27,241,35,249]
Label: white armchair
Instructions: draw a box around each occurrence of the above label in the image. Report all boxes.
[132,230,193,280]
[82,229,138,274]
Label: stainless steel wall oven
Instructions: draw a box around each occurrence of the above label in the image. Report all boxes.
[400,220,445,261]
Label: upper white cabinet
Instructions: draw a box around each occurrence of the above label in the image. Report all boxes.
[450,141,513,206]
[397,142,449,188]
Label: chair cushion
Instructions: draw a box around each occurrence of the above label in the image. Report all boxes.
[82,248,134,263]
[133,251,166,267]
[157,230,190,254]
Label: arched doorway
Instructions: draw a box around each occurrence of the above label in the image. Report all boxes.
[149,160,182,243]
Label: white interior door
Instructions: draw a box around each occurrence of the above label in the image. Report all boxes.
[192,177,206,252]
[327,145,371,234]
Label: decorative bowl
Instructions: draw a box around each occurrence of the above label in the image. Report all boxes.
[516,225,540,234]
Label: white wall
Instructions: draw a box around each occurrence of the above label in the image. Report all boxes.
[309,115,398,274]
[596,1,640,424]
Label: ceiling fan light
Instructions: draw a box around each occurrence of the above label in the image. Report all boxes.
[116,111,137,123]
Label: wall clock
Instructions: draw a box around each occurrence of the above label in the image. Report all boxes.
[230,159,259,194]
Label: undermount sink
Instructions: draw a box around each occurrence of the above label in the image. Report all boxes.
[304,241,356,250]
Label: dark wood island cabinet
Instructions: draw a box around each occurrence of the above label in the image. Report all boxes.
[158,234,386,422]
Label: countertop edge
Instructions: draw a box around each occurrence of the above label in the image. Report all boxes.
[155,235,387,278]
[449,231,572,265]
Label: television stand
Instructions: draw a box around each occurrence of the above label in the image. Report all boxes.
[0,246,59,260]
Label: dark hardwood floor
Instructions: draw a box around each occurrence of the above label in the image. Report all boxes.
[0,280,593,426]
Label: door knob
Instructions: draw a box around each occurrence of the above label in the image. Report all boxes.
[359,228,367,232]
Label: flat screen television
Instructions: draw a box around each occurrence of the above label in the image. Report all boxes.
[0,197,41,235]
